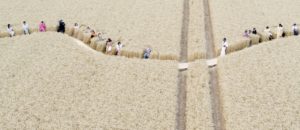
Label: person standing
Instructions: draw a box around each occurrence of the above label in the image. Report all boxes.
[220,38,228,57]
[143,48,152,59]
[22,21,30,35]
[116,42,124,56]
[105,38,113,54]
[7,24,15,37]
[57,20,65,33]
[264,26,273,40]
[252,28,257,35]
[277,24,284,38]
[292,23,299,36]
[39,21,47,32]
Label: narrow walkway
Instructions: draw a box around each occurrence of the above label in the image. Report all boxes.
[176,0,190,129]
[203,0,226,130]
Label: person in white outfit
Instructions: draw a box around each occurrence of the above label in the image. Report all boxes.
[7,24,15,37]
[220,38,228,57]
[22,21,30,35]
[105,38,113,54]
[116,42,124,56]
[277,24,284,38]
[292,23,299,36]
[264,26,273,40]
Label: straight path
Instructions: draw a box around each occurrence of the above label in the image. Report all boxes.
[203,0,226,130]
[175,0,190,129]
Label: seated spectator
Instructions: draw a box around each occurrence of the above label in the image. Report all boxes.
[7,24,15,37]
[243,30,249,37]
[143,48,152,59]
[22,21,30,35]
[39,21,47,32]
[248,30,252,34]
[252,28,257,35]
[277,24,284,38]
[292,23,299,36]
[264,26,273,40]
[90,30,97,38]
[74,23,79,30]
[220,38,228,57]
[105,38,113,53]
[57,20,65,33]
[85,26,91,33]
[116,42,124,56]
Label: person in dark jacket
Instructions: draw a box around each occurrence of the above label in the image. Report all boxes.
[57,20,65,33]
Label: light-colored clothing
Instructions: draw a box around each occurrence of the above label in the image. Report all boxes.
[264,28,272,37]
[243,32,249,38]
[116,44,123,55]
[144,48,152,59]
[220,41,228,57]
[39,23,46,32]
[23,23,29,34]
[292,25,299,35]
[277,27,283,38]
[7,27,15,37]
[106,42,112,53]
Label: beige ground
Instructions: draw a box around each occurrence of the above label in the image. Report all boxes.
[218,37,300,130]
[0,0,183,56]
[210,0,300,52]
[186,60,213,130]
[188,0,206,58]
[0,32,179,129]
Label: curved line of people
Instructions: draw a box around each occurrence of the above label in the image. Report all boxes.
[221,23,299,57]
[4,20,153,59]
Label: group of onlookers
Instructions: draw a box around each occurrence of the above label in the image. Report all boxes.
[5,21,55,37]
[221,23,299,57]
[243,23,299,40]
[4,20,153,59]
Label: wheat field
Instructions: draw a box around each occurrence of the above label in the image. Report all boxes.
[0,0,300,129]
[0,33,179,129]
[218,37,300,130]
[210,0,300,53]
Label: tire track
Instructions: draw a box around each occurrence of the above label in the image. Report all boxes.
[176,0,189,129]
[203,0,226,130]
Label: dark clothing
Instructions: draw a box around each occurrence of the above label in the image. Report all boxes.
[294,30,299,36]
[252,30,257,35]
[57,21,65,33]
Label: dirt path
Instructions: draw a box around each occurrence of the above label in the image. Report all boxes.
[175,0,189,129]
[203,0,226,130]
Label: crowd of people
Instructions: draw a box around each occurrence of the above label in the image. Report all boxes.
[221,23,299,57]
[7,21,297,59]
[3,20,153,59]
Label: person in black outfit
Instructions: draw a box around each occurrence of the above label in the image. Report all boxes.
[57,20,65,33]
[252,28,257,35]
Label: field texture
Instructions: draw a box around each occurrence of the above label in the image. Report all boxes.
[186,60,213,130]
[0,0,183,56]
[0,33,178,129]
[218,37,300,130]
[210,0,300,53]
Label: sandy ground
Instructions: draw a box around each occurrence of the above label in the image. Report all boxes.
[218,37,300,130]
[210,0,300,52]
[186,60,214,130]
[0,32,179,129]
[0,0,183,56]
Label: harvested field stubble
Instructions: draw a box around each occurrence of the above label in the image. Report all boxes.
[0,32,178,129]
[218,37,300,130]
